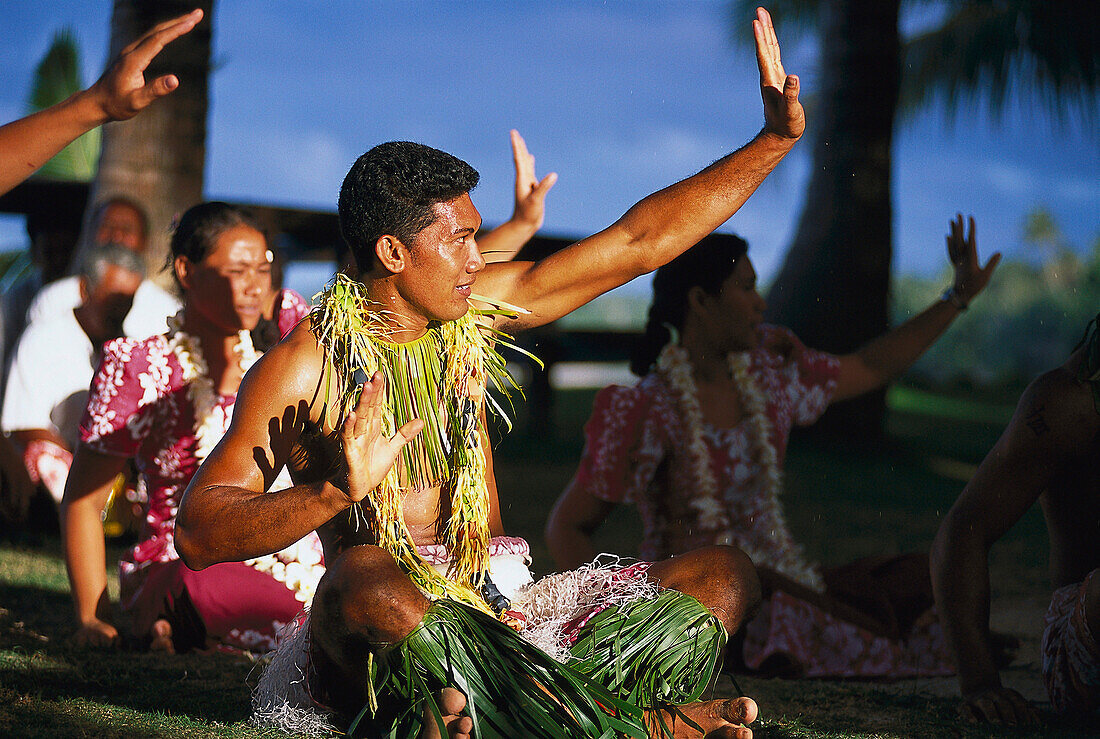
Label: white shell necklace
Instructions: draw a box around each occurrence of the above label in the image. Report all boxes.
[655,340,823,591]
[165,310,258,463]
[166,310,324,603]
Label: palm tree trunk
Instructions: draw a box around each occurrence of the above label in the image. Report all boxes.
[85,0,214,287]
[765,0,900,445]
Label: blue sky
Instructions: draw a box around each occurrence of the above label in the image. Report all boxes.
[2,0,1097,290]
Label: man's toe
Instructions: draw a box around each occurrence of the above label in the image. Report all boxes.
[719,697,758,725]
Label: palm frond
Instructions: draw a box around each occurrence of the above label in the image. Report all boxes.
[350,593,727,738]
[350,599,649,739]
[568,591,726,710]
[901,1,1100,121]
[468,292,531,317]
[28,28,99,180]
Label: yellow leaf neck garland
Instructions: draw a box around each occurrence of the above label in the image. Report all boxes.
[310,273,527,617]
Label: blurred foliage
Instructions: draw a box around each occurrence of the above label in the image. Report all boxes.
[895,207,1100,394]
[901,0,1099,121]
[28,29,100,181]
[730,0,1100,122]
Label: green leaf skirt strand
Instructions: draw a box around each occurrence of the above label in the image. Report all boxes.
[349,591,726,739]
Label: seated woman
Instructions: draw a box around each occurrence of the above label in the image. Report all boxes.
[60,202,317,653]
[547,218,1000,678]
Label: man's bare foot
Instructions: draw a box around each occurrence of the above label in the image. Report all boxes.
[419,687,473,739]
[648,697,759,738]
[149,618,175,653]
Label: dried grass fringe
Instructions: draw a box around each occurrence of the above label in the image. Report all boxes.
[251,613,339,737]
[513,555,659,663]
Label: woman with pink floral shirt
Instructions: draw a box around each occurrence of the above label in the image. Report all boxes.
[61,202,319,653]
[547,221,1000,677]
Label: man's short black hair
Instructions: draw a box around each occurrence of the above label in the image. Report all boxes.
[338,141,480,271]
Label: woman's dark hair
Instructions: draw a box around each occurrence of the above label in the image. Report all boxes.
[169,201,266,267]
[630,232,749,376]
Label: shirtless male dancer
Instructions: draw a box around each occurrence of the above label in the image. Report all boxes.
[177,8,802,737]
[932,318,1100,724]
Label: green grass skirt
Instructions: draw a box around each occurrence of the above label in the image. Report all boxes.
[351,590,726,738]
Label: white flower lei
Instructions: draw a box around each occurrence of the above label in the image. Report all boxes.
[655,341,824,592]
[166,310,324,604]
[166,311,258,463]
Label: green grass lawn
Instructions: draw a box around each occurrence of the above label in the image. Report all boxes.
[1,387,1094,737]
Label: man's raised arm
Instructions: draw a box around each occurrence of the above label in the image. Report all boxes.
[477,7,803,330]
[0,9,202,197]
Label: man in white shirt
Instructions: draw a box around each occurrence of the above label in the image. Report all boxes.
[3,244,144,502]
[28,197,179,339]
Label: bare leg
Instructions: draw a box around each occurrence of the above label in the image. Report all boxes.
[314,545,761,738]
[644,546,762,737]
[309,545,472,738]
[646,545,762,638]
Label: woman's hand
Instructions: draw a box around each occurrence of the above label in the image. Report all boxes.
[509,129,557,232]
[947,214,1001,306]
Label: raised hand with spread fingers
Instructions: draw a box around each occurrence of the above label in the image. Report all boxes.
[0,8,203,196]
[947,213,1001,309]
[89,8,206,123]
[341,372,423,504]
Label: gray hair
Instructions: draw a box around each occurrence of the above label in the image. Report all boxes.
[77,242,146,289]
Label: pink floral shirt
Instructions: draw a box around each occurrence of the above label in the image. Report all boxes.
[79,289,311,589]
[571,325,840,582]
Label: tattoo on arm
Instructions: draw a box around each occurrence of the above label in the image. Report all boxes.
[1025,406,1050,437]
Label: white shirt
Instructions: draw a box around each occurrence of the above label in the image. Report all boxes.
[28,275,180,340]
[1,309,96,448]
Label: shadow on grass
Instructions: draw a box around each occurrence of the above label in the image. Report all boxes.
[0,694,283,739]
[732,674,1098,739]
[1,583,75,639]
[1,583,260,733]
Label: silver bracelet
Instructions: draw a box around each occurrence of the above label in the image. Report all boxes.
[940,286,968,311]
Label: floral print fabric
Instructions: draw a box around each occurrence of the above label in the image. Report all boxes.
[572,324,955,677]
[573,325,837,575]
[77,290,313,650]
[1042,569,1100,714]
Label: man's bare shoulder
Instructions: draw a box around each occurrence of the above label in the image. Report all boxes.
[1015,364,1099,450]
[239,319,328,416]
[943,366,1095,536]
